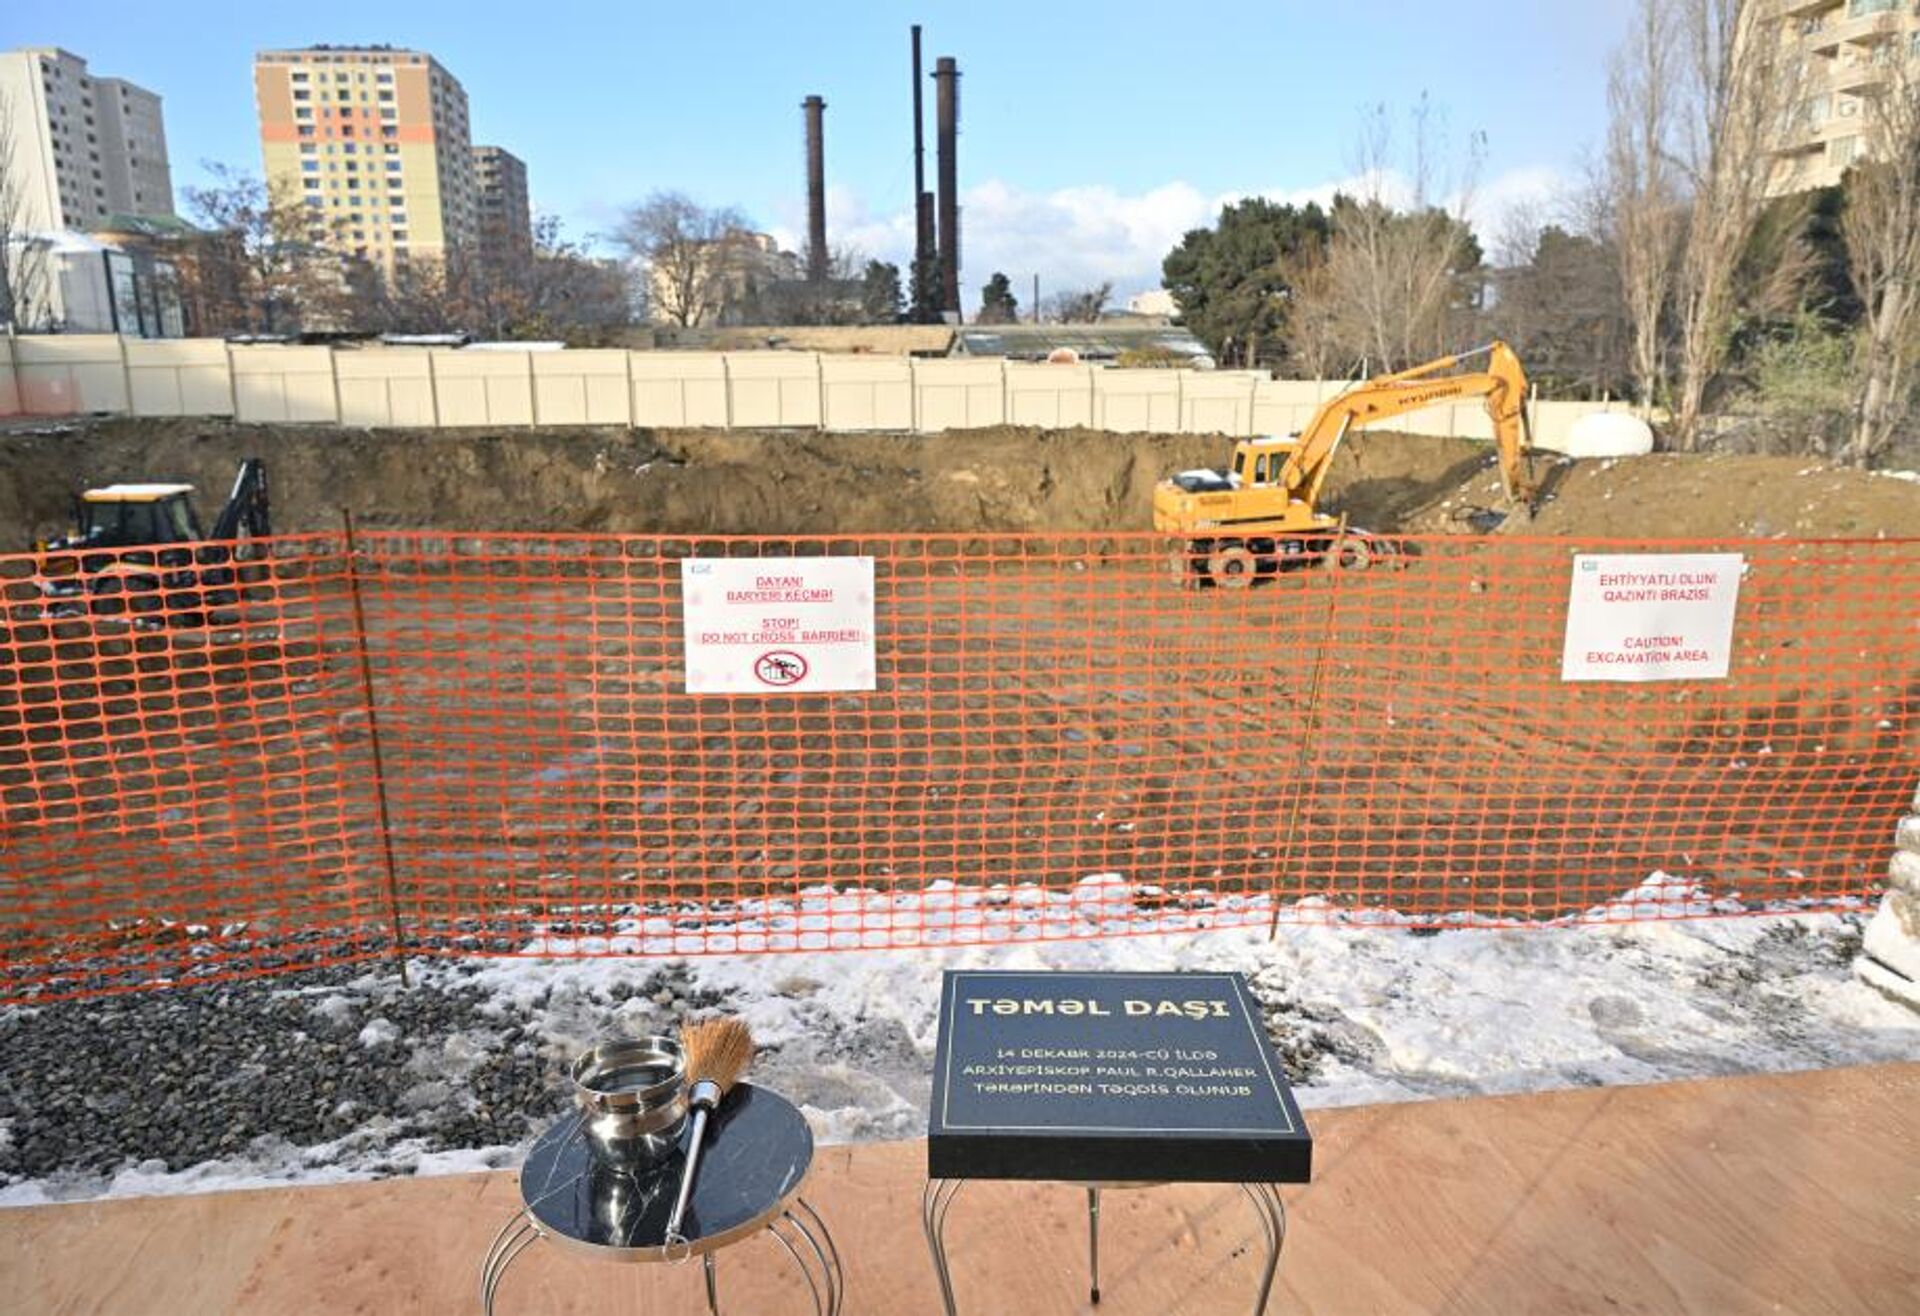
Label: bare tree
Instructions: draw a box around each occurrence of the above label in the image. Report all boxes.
[1278,242,1348,379]
[1600,0,1685,413]
[1043,281,1113,323]
[1322,98,1486,371]
[613,192,751,328]
[179,163,354,334]
[1842,57,1920,468]
[0,89,54,329]
[1668,0,1806,448]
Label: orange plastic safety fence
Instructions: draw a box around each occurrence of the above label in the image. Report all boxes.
[2,531,1914,1002]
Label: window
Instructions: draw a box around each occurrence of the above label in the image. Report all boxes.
[302,159,320,171]
[298,125,315,137]
[295,106,312,120]
[377,71,393,83]
[384,142,399,154]
[293,89,310,101]
[1832,135,1862,166]
[300,142,316,154]
[291,71,308,83]
[387,159,402,170]
[1848,0,1897,15]
[378,89,393,101]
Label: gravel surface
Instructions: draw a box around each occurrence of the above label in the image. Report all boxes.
[0,956,720,1195]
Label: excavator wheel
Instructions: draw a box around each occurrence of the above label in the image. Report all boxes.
[1207,543,1256,589]
[1327,538,1375,572]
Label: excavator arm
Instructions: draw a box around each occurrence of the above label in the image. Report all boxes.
[208,458,271,541]
[1278,341,1536,511]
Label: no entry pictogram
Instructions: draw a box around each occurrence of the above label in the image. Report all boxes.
[753,650,809,687]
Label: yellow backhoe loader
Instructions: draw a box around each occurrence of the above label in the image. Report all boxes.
[1154,342,1537,587]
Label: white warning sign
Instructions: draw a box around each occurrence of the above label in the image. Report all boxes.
[681,556,876,694]
[1561,553,1744,682]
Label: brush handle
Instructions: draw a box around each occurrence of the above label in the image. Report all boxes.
[662,1101,713,1258]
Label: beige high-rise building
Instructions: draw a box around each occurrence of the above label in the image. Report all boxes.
[472,144,530,267]
[0,47,174,232]
[1767,0,1920,195]
[254,45,477,274]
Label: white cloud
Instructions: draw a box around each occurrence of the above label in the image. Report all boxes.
[767,165,1572,307]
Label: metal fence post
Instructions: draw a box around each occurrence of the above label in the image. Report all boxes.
[1269,520,1348,939]
[341,508,411,983]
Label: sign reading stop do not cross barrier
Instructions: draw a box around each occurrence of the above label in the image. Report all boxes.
[1561,552,1745,682]
[681,556,876,694]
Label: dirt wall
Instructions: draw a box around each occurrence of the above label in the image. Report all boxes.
[2,417,1914,542]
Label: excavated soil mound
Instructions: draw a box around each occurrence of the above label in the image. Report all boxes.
[2,416,1914,541]
[1409,449,1920,539]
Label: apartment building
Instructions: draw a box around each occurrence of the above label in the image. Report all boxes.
[0,47,174,232]
[1768,0,1920,194]
[472,144,531,267]
[254,45,477,274]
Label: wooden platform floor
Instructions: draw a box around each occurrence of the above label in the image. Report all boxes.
[2,1063,1915,1315]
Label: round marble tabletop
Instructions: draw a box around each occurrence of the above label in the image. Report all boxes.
[519,1083,815,1262]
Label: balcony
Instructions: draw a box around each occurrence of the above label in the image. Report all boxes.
[1804,9,1905,51]
[1829,56,1889,91]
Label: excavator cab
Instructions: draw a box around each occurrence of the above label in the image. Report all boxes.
[71,484,208,551]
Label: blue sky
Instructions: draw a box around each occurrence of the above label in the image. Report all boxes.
[3,1,1635,298]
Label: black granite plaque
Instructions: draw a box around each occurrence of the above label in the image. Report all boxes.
[928,970,1312,1184]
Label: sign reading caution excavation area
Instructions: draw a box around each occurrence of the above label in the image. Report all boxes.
[681,556,876,694]
[1561,553,1745,682]
[929,971,1312,1183]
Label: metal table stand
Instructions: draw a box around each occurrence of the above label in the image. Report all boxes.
[922,1177,1287,1315]
[483,1083,842,1314]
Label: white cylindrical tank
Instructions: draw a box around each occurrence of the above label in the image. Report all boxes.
[1552,411,1656,458]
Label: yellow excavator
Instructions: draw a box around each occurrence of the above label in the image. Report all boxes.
[1154,341,1537,586]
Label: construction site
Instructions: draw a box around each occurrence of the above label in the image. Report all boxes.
[0,389,1912,973]
[2,10,1918,1313]
[1,398,1916,1313]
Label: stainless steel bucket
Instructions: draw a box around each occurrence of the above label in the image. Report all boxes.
[570,1035,688,1171]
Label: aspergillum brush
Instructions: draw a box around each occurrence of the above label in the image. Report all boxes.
[662,1015,755,1256]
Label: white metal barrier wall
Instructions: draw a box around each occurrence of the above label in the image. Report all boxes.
[0,334,1642,447]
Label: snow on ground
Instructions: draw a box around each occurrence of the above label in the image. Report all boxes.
[1,875,1914,1207]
